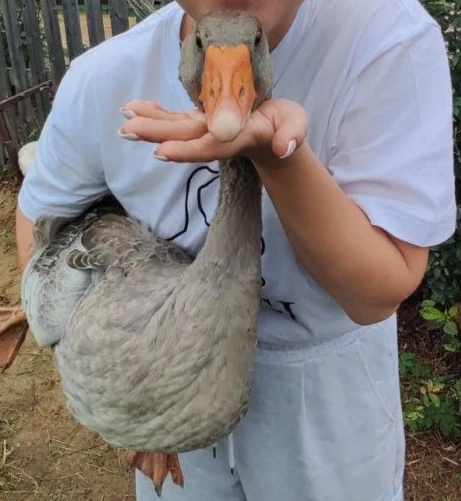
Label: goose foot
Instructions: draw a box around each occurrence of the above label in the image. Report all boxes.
[0,307,28,371]
[129,451,184,497]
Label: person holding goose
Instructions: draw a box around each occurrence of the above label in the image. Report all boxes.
[5,0,456,500]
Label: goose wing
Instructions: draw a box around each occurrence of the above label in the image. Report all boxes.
[23,196,191,348]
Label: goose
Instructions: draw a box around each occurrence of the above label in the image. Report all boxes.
[0,10,273,496]
[18,140,38,177]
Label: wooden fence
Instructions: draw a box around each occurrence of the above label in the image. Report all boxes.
[0,0,170,170]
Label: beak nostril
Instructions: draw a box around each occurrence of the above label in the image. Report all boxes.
[239,87,246,102]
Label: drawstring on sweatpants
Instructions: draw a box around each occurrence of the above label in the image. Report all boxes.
[228,433,235,474]
[211,433,235,474]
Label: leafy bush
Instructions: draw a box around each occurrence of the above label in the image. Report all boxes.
[424,210,461,306]
[401,2,461,439]
[400,352,461,437]
[419,0,461,352]
[423,0,460,177]
[420,299,461,351]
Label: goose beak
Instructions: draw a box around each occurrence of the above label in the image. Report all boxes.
[199,44,257,142]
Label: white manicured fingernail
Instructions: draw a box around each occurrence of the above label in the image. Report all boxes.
[279,139,297,159]
[119,108,137,119]
[118,129,140,141]
[154,152,170,162]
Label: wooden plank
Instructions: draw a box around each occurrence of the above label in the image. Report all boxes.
[20,0,51,123]
[126,0,156,20]
[41,0,67,87]
[0,79,53,167]
[0,81,54,111]
[2,0,32,131]
[109,0,129,36]
[62,0,85,60]
[0,29,11,101]
[0,110,21,177]
[85,0,106,47]
[7,68,52,86]
[8,107,19,147]
[2,1,30,93]
[0,81,53,152]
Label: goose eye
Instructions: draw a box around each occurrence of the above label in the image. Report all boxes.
[254,31,262,46]
[196,32,203,50]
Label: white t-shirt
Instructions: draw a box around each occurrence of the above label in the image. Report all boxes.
[19,0,456,346]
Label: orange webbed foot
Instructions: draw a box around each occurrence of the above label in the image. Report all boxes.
[0,307,28,371]
[129,451,184,497]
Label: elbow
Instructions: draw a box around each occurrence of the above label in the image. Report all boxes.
[346,302,402,325]
[342,278,421,326]
[346,304,400,326]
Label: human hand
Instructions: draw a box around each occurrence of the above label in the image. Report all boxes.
[118,98,308,165]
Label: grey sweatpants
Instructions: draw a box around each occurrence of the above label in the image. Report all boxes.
[136,319,405,501]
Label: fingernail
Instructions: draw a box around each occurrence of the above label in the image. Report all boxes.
[279,139,297,159]
[119,108,137,119]
[153,151,170,162]
[118,129,140,141]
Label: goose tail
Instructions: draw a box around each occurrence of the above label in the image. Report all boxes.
[32,216,71,252]
[32,194,125,253]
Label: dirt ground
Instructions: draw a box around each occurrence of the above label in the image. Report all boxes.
[0,176,134,500]
[0,174,460,500]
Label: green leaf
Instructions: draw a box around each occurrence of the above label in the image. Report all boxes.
[443,343,460,352]
[429,392,441,408]
[448,305,459,317]
[420,306,446,322]
[454,379,461,397]
[443,320,458,336]
[440,414,456,436]
[431,382,445,392]
[400,352,416,362]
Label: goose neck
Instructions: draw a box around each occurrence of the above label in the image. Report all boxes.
[198,157,262,270]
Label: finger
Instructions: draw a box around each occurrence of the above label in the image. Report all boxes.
[121,100,192,122]
[271,107,308,159]
[120,116,208,143]
[155,132,249,163]
[187,109,208,124]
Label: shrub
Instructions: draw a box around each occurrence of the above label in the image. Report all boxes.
[400,352,461,437]
[419,0,461,353]
[423,0,460,177]
[399,0,461,440]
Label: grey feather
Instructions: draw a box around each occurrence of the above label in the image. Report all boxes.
[21,13,272,454]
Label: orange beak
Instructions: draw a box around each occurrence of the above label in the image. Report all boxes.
[199,44,257,142]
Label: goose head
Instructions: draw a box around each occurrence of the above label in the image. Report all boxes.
[179,11,273,142]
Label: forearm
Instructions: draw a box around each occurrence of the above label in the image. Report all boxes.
[120,98,429,323]
[252,142,427,324]
[15,207,35,272]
